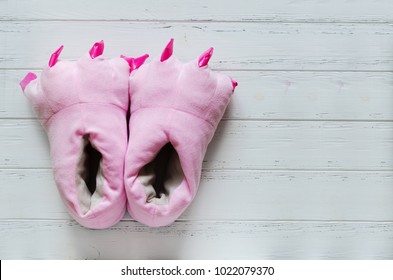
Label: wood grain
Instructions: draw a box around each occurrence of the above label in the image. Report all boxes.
[1,220,392,259]
[1,169,392,221]
[4,70,393,121]
[1,0,393,23]
[2,21,393,71]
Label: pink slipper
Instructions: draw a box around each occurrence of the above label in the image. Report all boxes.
[125,39,238,227]
[20,41,140,229]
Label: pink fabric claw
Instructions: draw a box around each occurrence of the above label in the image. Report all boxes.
[133,54,149,69]
[231,79,238,92]
[121,54,149,72]
[160,38,174,62]
[89,40,104,59]
[48,45,64,68]
[198,47,214,68]
[120,55,133,68]
[20,72,37,91]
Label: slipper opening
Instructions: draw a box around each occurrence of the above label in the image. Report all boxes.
[138,143,184,205]
[76,135,105,214]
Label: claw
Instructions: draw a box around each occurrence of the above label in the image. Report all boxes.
[48,45,64,67]
[133,54,149,69]
[198,47,214,68]
[120,53,149,72]
[120,55,133,67]
[20,72,37,91]
[231,79,238,92]
[160,38,174,62]
[89,40,104,59]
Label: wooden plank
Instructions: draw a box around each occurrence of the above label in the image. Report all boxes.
[3,70,393,120]
[2,22,393,71]
[1,169,392,221]
[0,220,392,259]
[1,0,393,23]
[1,120,392,170]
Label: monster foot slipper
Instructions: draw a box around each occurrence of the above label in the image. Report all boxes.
[20,41,145,229]
[125,39,238,227]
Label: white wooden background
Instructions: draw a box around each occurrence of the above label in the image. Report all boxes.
[1,0,393,259]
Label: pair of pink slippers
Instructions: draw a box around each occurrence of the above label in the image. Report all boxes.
[20,39,237,229]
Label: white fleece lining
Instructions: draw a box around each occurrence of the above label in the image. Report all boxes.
[75,135,105,214]
[138,143,184,205]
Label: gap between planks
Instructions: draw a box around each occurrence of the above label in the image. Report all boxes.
[1,218,393,223]
[1,167,393,172]
[2,117,393,123]
[2,19,393,24]
[4,68,393,72]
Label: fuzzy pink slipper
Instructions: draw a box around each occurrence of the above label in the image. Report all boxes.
[20,41,143,229]
[125,39,238,227]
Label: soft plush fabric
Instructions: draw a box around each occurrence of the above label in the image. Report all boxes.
[125,39,236,227]
[20,42,131,229]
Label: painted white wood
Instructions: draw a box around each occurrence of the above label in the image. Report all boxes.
[4,70,393,121]
[1,0,393,23]
[2,21,393,71]
[1,169,392,221]
[1,120,392,170]
[0,220,392,259]
[1,0,393,260]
